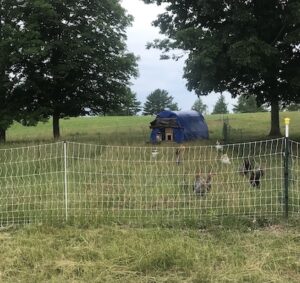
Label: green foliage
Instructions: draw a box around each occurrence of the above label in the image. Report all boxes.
[143,89,179,115]
[286,103,300,112]
[144,0,300,135]
[233,96,268,113]
[13,0,138,138]
[212,94,229,114]
[191,97,208,114]
[0,0,24,141]
[108,89,142,116]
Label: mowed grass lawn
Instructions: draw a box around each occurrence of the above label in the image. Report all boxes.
[1,112,299,282]
[0,224,299,283]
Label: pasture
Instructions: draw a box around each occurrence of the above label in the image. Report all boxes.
[1,138,299,226]
[0,112,299,282]
[5,111,300,144]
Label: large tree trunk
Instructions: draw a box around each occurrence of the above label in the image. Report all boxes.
[268,98,282,137]
[0,128,6,143]
[53,112,60,140]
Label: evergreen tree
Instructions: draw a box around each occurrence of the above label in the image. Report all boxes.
[233,96,267,113]
[212,94,229,115]
[191,98,208,114]
[143,89,179,115]
[110,89,142,116]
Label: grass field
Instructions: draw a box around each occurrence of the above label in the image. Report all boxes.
[4,111,300,145]
[0,112,299,282]
[0,224,299,282]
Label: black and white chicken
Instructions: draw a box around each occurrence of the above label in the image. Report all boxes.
[240,158,253,175]
[249,168,264,187]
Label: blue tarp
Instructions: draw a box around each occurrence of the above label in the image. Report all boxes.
[150,110,209,143]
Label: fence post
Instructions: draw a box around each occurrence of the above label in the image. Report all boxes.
[284,118,290,219]
[222,120,229,144]
[63,141,68,221]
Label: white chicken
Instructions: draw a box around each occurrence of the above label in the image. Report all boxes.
[220,154,231,164]
[215,140,223,151]
[151,148,159,159]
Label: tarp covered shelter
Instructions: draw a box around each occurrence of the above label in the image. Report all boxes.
[150,110,209,143]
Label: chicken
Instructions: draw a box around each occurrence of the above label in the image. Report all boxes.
[215,140,223,151]
[151,148,159,159]
[240,158,253,175]
[193,175,206,196]
[220,154,231,164]
[205,173,213,192]
[250,168,264,187]
[193,173,213,196]
[175,145,185,165]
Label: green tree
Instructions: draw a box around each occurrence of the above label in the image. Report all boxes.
[109,89,142,116]
[212,94,229,115]
[191,97,208,114]
[143,89,179,115]
[144,0,300,136]
[17,0,138,139]
[233,96,267,113]
[0,0,23,142]
[286,103,300,112]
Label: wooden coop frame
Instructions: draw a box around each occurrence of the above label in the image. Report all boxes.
[165,128,173,141]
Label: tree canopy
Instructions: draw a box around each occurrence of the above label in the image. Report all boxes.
[143,89,179,115]
[7,0,138,139]
[0,0,24,142]
[144,0,300,136]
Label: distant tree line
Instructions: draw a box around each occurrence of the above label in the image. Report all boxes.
[191,94,269,115]
[233,96,268,113]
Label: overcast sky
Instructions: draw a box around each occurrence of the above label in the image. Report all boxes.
[121,0,236,113]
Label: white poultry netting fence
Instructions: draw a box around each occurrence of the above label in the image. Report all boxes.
[0,138,299,226]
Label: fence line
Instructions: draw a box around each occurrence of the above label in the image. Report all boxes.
[0,138,299,226]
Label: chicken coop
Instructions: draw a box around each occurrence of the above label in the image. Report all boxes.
[150,110,209,143]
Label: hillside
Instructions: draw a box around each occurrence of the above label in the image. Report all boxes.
[5,112,300,145]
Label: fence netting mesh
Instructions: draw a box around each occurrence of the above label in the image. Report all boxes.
[0,138,299,225]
